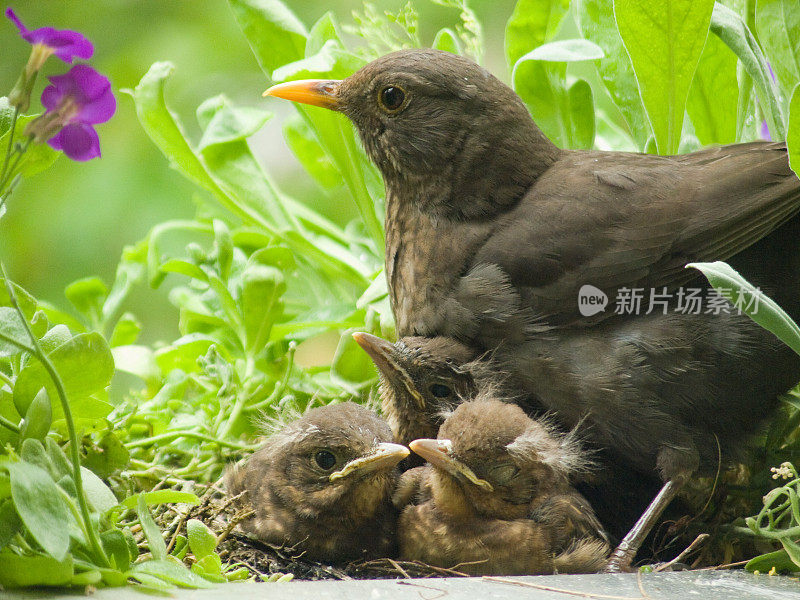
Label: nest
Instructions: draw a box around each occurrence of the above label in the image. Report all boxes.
[147,466,775,581]
[156,482,469,581]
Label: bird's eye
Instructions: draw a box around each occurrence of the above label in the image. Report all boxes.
[379,86,406,111]
[429,383,452,398]
[314,450,337,470]
[490,464,519,485]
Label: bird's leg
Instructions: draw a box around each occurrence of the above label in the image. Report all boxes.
[603,478,682,573]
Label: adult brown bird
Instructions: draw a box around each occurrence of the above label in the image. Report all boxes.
[224,402,409,563]
[264,49,800,569]
[396,397,609,575]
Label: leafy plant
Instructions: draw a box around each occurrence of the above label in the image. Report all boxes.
[4,0,800,589]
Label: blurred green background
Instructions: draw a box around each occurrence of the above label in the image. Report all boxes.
[0,0,516,343]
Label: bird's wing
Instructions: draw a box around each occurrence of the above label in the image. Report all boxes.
[473,142,800,327]
[530,492,609,548]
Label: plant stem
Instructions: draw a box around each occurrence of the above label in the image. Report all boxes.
[1,270,110,568]
[124,430,254,450]
[0,107,19,188]
[0,413,20,433]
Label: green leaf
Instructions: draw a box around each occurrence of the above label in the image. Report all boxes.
[197,97,272,150]
[688,261,800,356]
[782,537,800,571]
[512,61,565,146]
[212,220,234,282]
[307,12,340,56]
[746,548,800,573]
[687,32,739,145]
[432,28,461,54]
[614,0,715,155]
[83,432,130,479]
[0,278,37,319]
[130,558,213,589]
[65,277,108,324]
[154,335,216,373]
[227,0,307,80]
[120,490,200,509]
[567,79,595,150]
[6,461,72,560]
[789,84,800,178]
[39,324,73,355]
[0,499,22,551]
[505,0,569,68]
[196,95,295,233]
[515,39,604,63]
[282,114,342,189]
[0,111,60,182]
[242,264,286,353]
[0,552,73,588]
[109,313,142,347]
[192,554,224,580]
[80,466,118,514]
[710,3,785,139]
[756,0,800,100]
[331,327,375,389]
[0,306,33,356]
[13,332,114,418]
[112,344,160,385]
[20,388,51,442]
[20,438,54,479]
[272,39,363,82]
[137,494,167,561]
[45,437,72,480]
[187,519,217,560]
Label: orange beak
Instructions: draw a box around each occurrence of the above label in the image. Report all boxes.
[263,79,342,110]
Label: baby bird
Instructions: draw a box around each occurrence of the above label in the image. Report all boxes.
[398,398,609,575]
[224,402,409,562]
[352,332,481,446]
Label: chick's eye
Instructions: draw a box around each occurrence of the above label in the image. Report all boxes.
[429,383,452,398]
[379,86,405,111]
[314,450,337,470]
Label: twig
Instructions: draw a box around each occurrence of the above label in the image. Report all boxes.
[654,533,710,572]
[483,576,645,600]
[698,559,749,571]
[387,558,411,579]
[397,580,448,599]
[216,508,255,546]
[636,571,652,600]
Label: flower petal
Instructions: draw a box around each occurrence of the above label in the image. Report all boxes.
[40,83,61,112]
[6,9,93,63]
[48,123,100,161]
[77,87,116,124]
[5,8,28,34]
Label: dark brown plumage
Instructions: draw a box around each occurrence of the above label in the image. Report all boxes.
[265,49,800,569]
[396,398,608,575]
[224,402,409,563]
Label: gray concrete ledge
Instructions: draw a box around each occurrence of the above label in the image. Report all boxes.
[2,570,800,600]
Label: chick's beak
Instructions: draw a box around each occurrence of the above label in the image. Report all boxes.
[409,439,494,491]
[263,79,342,110]
[352,332,426,410]
[329,442,409,481]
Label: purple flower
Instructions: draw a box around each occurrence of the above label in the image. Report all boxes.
[29,64,116,161]
[6,8,93,65]
[760,120,772,141]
